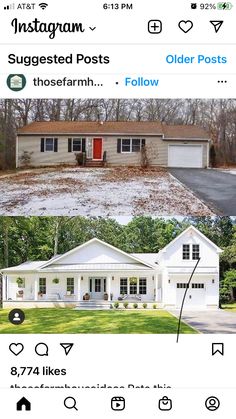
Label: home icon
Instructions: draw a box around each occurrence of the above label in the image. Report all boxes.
[16,397,31,411]
[6,74,26,91]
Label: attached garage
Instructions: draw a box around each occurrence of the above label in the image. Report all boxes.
[176,282,206,308]
[168,144,203,168]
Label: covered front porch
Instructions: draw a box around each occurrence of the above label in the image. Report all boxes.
[2,270,161,308]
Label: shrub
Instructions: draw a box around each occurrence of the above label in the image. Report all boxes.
[19,151,33,167]
[133,303,138,309]
[142,303,147,309]
[113,302,119,309]
[75,152,85,166]
[220,287,232,304]
[123,302,129,309]
[152,304,157,309]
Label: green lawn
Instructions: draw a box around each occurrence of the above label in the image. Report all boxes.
[0,308,197,334]
[222,303,236,312]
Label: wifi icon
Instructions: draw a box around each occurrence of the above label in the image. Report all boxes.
[39,2,48,9]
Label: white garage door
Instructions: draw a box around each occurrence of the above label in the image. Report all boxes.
[176,283,206,308]
[168,145,203,168]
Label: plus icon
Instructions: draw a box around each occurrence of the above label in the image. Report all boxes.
[148,20,162,34]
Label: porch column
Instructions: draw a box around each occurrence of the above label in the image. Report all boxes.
[34,276,38,301]
[2,275,6,301]
[107,276,112,302]
[155,273,158,302]
[77,275,81,301]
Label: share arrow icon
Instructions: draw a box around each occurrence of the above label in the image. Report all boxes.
[60,343,74,355]
[210,20,224,33]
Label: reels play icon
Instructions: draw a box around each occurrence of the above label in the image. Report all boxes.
[111,397,125,411]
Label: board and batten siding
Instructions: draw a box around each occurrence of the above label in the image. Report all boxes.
[17,135,208,167]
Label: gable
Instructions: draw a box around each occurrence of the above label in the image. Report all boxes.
[41,239,153,268]
[159,227,222,266]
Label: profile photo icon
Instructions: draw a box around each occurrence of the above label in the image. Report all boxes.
[205,396,220,411]
[6,74,26,91]
[8,309,25,325]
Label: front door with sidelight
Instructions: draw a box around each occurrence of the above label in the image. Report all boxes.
[89,277,106,299]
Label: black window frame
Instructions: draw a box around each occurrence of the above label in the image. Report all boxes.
[182,244,190,260]
[139,278,147,295]
[67,277,74,294]
[177,283,189,289]
[39,278,46,294]
[192,283,204,289]
[192,244,200,260]
[120,278,128,295]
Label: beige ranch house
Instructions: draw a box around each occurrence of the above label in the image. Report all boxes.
[16,121,210,168]
[1,226,221,310]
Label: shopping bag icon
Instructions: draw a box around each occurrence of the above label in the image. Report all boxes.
[158,396,172,411]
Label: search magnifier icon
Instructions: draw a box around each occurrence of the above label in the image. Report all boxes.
[64,397,78,411]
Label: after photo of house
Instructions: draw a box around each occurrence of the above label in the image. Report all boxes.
[0,99,235,216]
[0,216,236,334]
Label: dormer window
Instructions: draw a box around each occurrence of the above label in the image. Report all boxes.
[182,244,190,260]
[192,244,200,260]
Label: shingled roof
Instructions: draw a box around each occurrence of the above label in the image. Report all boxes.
[18,121,209,139]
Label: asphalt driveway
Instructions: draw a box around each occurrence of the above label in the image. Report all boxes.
[170,310,236,333]
[170,169,236,215]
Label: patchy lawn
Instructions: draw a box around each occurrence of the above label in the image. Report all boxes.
[0,308,197,334]
[0,167,213,216]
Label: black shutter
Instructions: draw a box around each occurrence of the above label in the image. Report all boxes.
[68,138,72,152]
[82,138,86,152]
[54,138,58,152]
[141,138,146,148]
[40,138,44,152]
[117,138,121,153]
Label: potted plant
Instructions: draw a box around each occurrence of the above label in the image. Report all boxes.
[133,303,138,309]
[123,302,129,309]
[38,291,44,298]
[104,293,108,301]
[52,278,59,284]
[142,303,147,309]
[114,302,119,309]
[16,277,24,288]
[83,293,90,301]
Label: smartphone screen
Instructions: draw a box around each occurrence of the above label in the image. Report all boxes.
[0,0,235,417]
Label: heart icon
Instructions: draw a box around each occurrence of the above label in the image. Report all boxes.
[9,343,24,356]
[178,20,193,33]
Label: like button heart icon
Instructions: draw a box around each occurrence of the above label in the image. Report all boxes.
[9,343,24,356]
[178,20,193,33]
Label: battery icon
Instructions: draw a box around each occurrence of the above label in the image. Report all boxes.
[217,2,233,9]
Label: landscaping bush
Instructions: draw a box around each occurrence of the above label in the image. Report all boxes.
[133,303,138,309]
[113,302,119,309]
[142,303,147,309]
[220,287,232,304]
[153,304,157,309]
[123,302,129,309]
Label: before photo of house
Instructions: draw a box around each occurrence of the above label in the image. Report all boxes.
[16,120,210,169]
[0,98,235,217]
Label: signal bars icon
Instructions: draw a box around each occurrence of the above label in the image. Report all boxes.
[39,2,48,9]
[4,3,15,10]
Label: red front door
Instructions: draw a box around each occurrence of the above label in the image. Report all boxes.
[93,138,102,160]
